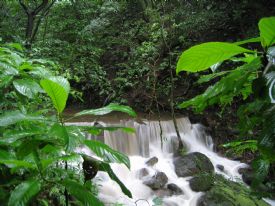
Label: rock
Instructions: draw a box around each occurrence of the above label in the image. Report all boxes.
[238,167,253,185]
[154,189,173,198]
[216,164,224,171]
[146,156,158,166]
[143,172,168,190]
[189,174,213,192]
[197,175,270,206]
[174,152,214,177]
[137,168,149,179]
[167,183,183,195]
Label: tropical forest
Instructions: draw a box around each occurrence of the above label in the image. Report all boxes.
[0,0,275,206]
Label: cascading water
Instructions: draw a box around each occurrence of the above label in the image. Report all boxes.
[69,117,275,206]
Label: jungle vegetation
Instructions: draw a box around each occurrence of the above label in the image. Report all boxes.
[0,0,275,205]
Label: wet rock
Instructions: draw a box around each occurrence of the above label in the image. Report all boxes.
[167,183,183,195]
[189,174,213,192]
[155,189,173,198]
[238,167,253,185]
[197,175,270,206]
[146,156,158,166]
[143,172,168,190]
[174,152,214,177]
[216,164,224,171]
[137,168,149,179]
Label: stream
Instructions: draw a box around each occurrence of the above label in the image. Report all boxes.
[69,117,275,206]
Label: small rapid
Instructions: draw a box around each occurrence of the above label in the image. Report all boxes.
[70,117,257,206]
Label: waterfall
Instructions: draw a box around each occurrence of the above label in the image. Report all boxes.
[68,117,274,206]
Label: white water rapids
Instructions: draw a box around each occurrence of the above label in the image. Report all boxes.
[70,117,275,206]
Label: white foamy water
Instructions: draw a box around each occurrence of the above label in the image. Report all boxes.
[69,117,275,206]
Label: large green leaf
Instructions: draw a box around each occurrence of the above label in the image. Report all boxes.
[8,180,41,206]
[99,162,132,198]
[84,140,130,169]
[61,180,103,206]
[259,17,275,48]
[0,129,41,145]
[0,111,44,127]
[74,103,137,117]
[234,37,261,45]
[13,79,43,98]
[176,42,252,73]
[0,61,18,75]
[40,76,70,114]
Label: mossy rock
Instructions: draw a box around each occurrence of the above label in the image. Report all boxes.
[174,152,214,177]
[189,173,214,192]
[197,175,270,206]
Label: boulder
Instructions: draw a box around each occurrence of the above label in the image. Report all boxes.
[167,183,183,195]
[155,189,173,198]
[189,174,213,192]
[174,152,214,177]
[137,168,149,179]
[216,164,224,171]
[238,167,254,185]
[146,156,158,166]
[143,172,168,190]
[197,175,270,206]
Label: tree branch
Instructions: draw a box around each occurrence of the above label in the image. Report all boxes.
[33,0,49,15]
[18,0,29,14]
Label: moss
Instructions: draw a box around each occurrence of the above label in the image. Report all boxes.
[198,175,270,206]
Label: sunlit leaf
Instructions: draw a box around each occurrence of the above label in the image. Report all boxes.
[176,42,252,73]
[84,139,130,168]
[8,180,41,206]
[40,76,70,114]
[75,103,136,117]
[259,17,275,47]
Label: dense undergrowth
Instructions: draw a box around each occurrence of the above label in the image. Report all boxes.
[176,16,275,198]
[0,0,275,205]
[0,44,135,205]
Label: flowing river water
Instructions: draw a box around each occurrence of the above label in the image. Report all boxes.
[68,116,275,206]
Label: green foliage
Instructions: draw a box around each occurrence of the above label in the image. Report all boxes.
[40,77,70,114]
[179,57,261,112]
[177,16,275,197]
[61,180,103,206]
[176,42,252,73]
[75,103,137,117]
[8,180,41,206]
[259,17,275,48]
[84,140,130,169]
[0,43,135,205]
